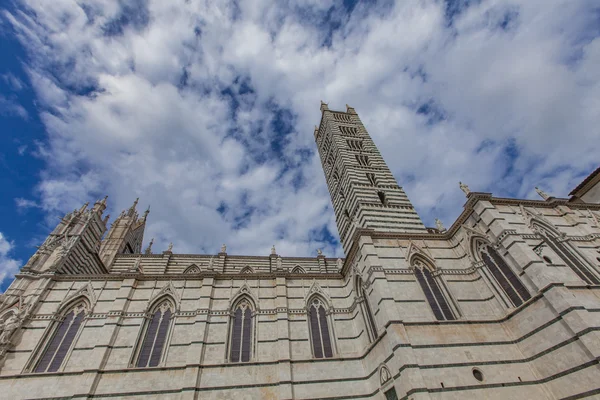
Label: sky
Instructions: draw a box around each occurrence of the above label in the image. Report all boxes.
[0,0,599,291]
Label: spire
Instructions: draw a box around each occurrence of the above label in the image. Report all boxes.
[345,104,356,114]
[320,101,329,112]
[144,238,154,254]
[127,198,139,217]
[142,205,150,220]
[92,195,108,213]
[79,202,89,213]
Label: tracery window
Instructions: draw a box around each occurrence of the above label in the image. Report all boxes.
[413,259,455,321]
[366,173,377,186]
[308,297,333,358]
[355,154,370,166]
[34,302,87,373]
[356,276,378,342]
[292,266,306,274]
[537,226,600,285]
[229,298,254,362]
[478,243,531,307]
[136,300,173,368]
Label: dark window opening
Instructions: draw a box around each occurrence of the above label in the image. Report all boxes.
[309,298,333,358]
[543,255,552,264]
[384,387,399,400]
[473,368,484,382]
[137,302,172,368]
[367,173,377,186]
[229,300,253,363]
[481,245,530,307]
[377,191,387,205]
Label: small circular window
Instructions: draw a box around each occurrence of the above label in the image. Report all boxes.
[543,256,552,264]
[472,368,484,382]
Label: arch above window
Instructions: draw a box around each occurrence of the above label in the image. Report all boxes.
[292,265,306,274]
[184,264,200,274]
[240,266,254,274]
[34,300,88,373]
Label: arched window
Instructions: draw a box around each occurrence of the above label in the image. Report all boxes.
[478,243,530,307]
[184,265,200,274]
[34,301,87,373]
[413,259,455,321]
[356,276,377,342]
[308,297,333,358]
[229,298,254,362]
[536,225,600,284]
[136,299,174,368]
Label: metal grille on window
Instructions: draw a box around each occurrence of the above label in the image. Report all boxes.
[137,301,173,368]
[414,261,455,321]
[309,298,333,358]
[229,299,253,362]
[35,303,86,373]
[540,230,600,284]
[480,244,531,307]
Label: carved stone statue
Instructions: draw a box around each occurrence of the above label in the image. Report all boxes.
[317,249,323,256]
[276,256,282,270]
[167,242,173,252]
[435,218,446,232]
[535,186,550,200]
[271,245,276,255]
[336,258,343,271]
[207,256,214,270]
[221,244,227,253]
[459,181,471,195]
[0,314,20,345]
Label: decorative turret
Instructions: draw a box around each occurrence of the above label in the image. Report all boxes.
[99,198,149,270]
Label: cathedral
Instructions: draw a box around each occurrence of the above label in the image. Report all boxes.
[0,103,599,400]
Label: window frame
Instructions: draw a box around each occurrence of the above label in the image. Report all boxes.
[306,295,335,359]
[132,297,175,368]
[412,258,457,321]
[227,296,256,363]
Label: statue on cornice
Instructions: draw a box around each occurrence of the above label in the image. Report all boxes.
[435,218,446,232]
[144,238,154,254]
[221,244,227,253]
[459,181,471,196]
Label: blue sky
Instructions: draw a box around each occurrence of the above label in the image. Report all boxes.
[0,0,599,291]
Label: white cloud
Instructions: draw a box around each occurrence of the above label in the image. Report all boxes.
[4,0,600,257]
[0,94,27,119]
[0,233,21,292]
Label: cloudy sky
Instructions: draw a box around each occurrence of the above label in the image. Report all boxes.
[0,0,599,290]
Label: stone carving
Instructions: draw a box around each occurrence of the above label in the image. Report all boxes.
[221,244,227,253]
[535,186,550,200]
[435,218,446,232]
[276,256,283,270]
[167,242,173,252]
[129,257,142,273]
[0,314,20,345]
[271,245,276,255]
[59,235,78,257]
[317,249,323,256]
[459,181,471,195]
[380,365,392,385]
[336,258,343,271]
[207,256,214,270]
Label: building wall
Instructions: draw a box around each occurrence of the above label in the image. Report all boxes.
[1,196,599,399]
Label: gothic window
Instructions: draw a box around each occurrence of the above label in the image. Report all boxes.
[308,297,333,358]
[377,191,387,206]
[333,113,352,123]
[136,300,173,368]
[367,173,377,186]
[384,388,399,400]
[413,260,455,321]
[229,298,254,363]
[479,244,530,307]
[356,276,378,342]
[34,302,87,373]
[332,170,340,182]
[292,266,306,274]
[537,225,600,284]
[355,155,370,166]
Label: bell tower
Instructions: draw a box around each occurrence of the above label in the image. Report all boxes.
[315,103,426,253]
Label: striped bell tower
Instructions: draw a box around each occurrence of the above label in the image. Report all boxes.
[315,102,426,253]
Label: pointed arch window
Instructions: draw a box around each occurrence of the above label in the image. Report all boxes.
[292,266,306,274]
[136,300,173,368]
[229,298,254,363]
[537,227,600,285]
[34,302,87,373]
[413,260,455,321]
[479,244,530,307]
[356,276,378,342]
[308,297,333,358]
